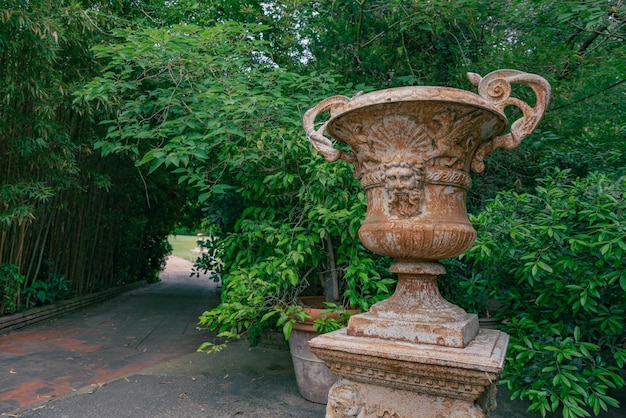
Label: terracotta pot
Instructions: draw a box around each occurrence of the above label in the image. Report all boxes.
[288,296,360,404]
[289,325,336,404]
[478,317,502,330]
[292,296,327,333]
[288,296,336,404]
[291,296,359,328]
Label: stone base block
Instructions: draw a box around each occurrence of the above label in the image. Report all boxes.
[309,328,509,418]
[347,311,479,348]
[325,377,497,418]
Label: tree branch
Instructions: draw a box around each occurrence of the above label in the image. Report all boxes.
[356,0,366,50]
[558,22,610,80]
[550,78,626,111]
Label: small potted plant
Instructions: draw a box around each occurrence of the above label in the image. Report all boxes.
[270,297,357,403]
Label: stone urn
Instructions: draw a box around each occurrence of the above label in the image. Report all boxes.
[303,70,550,349]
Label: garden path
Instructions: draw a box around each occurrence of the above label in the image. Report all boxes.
[0,256,216,414]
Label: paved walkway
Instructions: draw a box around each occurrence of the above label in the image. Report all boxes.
[0,257,325,417]
[0,256,623,417]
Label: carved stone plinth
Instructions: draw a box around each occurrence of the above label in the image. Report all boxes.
[309,329,508,418]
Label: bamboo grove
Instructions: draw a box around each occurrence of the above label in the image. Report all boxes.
[0,2,185,314]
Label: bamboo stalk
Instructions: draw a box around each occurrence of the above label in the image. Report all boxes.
[30,207,53,284]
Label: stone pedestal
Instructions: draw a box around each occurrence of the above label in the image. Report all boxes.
[309,329,508,418]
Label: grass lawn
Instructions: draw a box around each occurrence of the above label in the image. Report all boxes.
[168,235,201,260]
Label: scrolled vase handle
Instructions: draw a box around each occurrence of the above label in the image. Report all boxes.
[468,69,551,173]
[303,95,356,163]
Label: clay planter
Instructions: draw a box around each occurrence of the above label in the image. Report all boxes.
[478,317,502,330]
[288,297,336,404]
[289,296,358,404]
[303,70,550,348]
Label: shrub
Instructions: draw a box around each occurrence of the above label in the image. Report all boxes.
[24,273,74,307]
[457,168,625,417]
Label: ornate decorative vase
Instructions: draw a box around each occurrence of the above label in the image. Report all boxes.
[303,70,550,348]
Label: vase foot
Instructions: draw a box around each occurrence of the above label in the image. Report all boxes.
[347,266,480,347]
[347,311,479,348]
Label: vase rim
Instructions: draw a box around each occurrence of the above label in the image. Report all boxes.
[327,86,506,124]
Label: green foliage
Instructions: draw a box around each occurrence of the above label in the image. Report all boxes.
[301,0,495,86]
[191,235,225,283]
[0,264,25,314]
[312,302,356,335]
[75,22,329,196]
[76,19,394,348]
[24,273,74,307]
[0,183,54,228]
[141,233,172,284]
[195,121,395,346]
[451,168,626,417]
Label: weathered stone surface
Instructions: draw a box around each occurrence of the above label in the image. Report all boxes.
[310,329,508,417]
[302,69,550,417]
[303,70,550,349]
[347,273,479,347]
[325,378,494,418]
